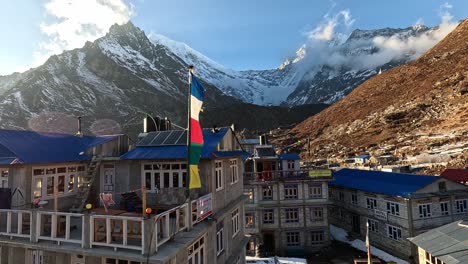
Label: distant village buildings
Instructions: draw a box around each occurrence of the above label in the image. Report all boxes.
[329,169,468,260]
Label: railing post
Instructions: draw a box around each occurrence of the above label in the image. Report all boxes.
[30,210,38,243]
[82,213,91,249]
[142,216,156,256]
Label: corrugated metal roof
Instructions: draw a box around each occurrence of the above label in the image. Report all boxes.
[441,169,468,182]
[213,151,251,160]
[331,169,439,197]
[240,138,260,145]
[255,146,276,157]
[278,153,300,160]
[0,129,118,164]
[121,127,229,160]
[356,154,370,159]
[409,221,468,264]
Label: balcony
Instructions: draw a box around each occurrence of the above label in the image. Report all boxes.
[244,169,332,182]
[0,193,212,255]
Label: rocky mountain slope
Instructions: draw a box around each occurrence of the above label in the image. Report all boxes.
[0,22,326,136]
[274,19,468,172]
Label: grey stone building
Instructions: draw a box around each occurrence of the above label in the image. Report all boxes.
[242,143,332,257]
[0,127,247,264]
[329,168,468,261]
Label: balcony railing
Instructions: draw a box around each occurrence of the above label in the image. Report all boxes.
[0,193,211,255]
[244,169,332,182]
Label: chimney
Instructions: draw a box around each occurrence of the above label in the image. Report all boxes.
[76,116,83,137]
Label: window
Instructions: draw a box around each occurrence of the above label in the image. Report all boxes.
[244,188,254,203]
[215,161,223,191]
[310,231,325,245]
[142,162,187,192]
[0,169,8,188]
[284,184,298,200]
[367,219,379,233]
[311,207,324,221]
[285,208,299,223]
[366,197,377,209]
[104,258,141,264]
[425,251,445,264]
[309,185,322,198]
[287,160,295,170]
[32,165,82,199]
[245,212,255,228]
[339,191,344,201]
[230,159,238,184]
[263,209,274,224]
[231,208,240,237]
[386,201,400,216]
[351,194,358,205]
[419,204,432,218]
[262,186,273,200]
[29,250,44,264]
[187,236,205,264]
[455,199,467,213]
[387,225,402,240]
[440,202,449,215]
[438,182,447,192]
[216,227,224,255]
[286,232,300,247]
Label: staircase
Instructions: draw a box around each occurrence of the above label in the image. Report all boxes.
[70,156,101,213]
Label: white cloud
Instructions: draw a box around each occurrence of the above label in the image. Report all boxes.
[296,4,458,77]
[306,10,355,41]
[32,0,133,68]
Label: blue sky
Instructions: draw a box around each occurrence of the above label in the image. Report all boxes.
[1,0,467,75]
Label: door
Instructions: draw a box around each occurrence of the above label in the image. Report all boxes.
[102,164,115,192]
[352,214,360,234]
[263,232,275,256]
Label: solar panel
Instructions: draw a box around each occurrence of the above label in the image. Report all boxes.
[150,131,171,145]
[137,132,157,146]
[175,131,187,145]
[162,130,184,145]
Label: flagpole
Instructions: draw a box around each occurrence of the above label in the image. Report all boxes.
[366,221,372,264]
[186,65,193,229]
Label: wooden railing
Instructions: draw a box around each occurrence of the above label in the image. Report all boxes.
[37,211,83,245]
[0,199,204,255]
[0,209,32,239]
[244,169,332,182]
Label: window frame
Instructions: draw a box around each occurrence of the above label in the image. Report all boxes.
[231,208,240,237]
[262,209,274,224]
[418,203,432,218]
[311,207,324,222]
[367,218,379,233]
[284,184,299,200]
[216,227,224,256]
[0,169,8,188]
[386,201,401,216]
[386,224,402,241]
[309,184,322,199]
[262,186,273,200]
[284,208,299,223]
[366,197,377,209]
[285,231,300,247]
[440,201,449,216]
[229,159,239,184]
[32,164,84,199]
[351,193,358,205]
[455,199,467,214]
[215,161,224,191]
[142,162,187,192]
[310,231,325,245]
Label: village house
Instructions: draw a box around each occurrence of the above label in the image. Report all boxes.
[0,126,247,264]
[408,220,468,264]
[242,140,332,257]
[329,168,468,261]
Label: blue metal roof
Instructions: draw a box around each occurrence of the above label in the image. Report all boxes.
[121,127,230,160]
[331,168,439,197]
[213,151,251,161]
[356,154,370,159]
[278,153,301,161]
[0,129,118,164]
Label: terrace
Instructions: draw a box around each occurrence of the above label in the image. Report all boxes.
[0,193,212,256]
[244,169,332,182]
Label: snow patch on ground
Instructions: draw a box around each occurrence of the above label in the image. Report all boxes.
[330,225,409,264]
[246,256,307,264]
